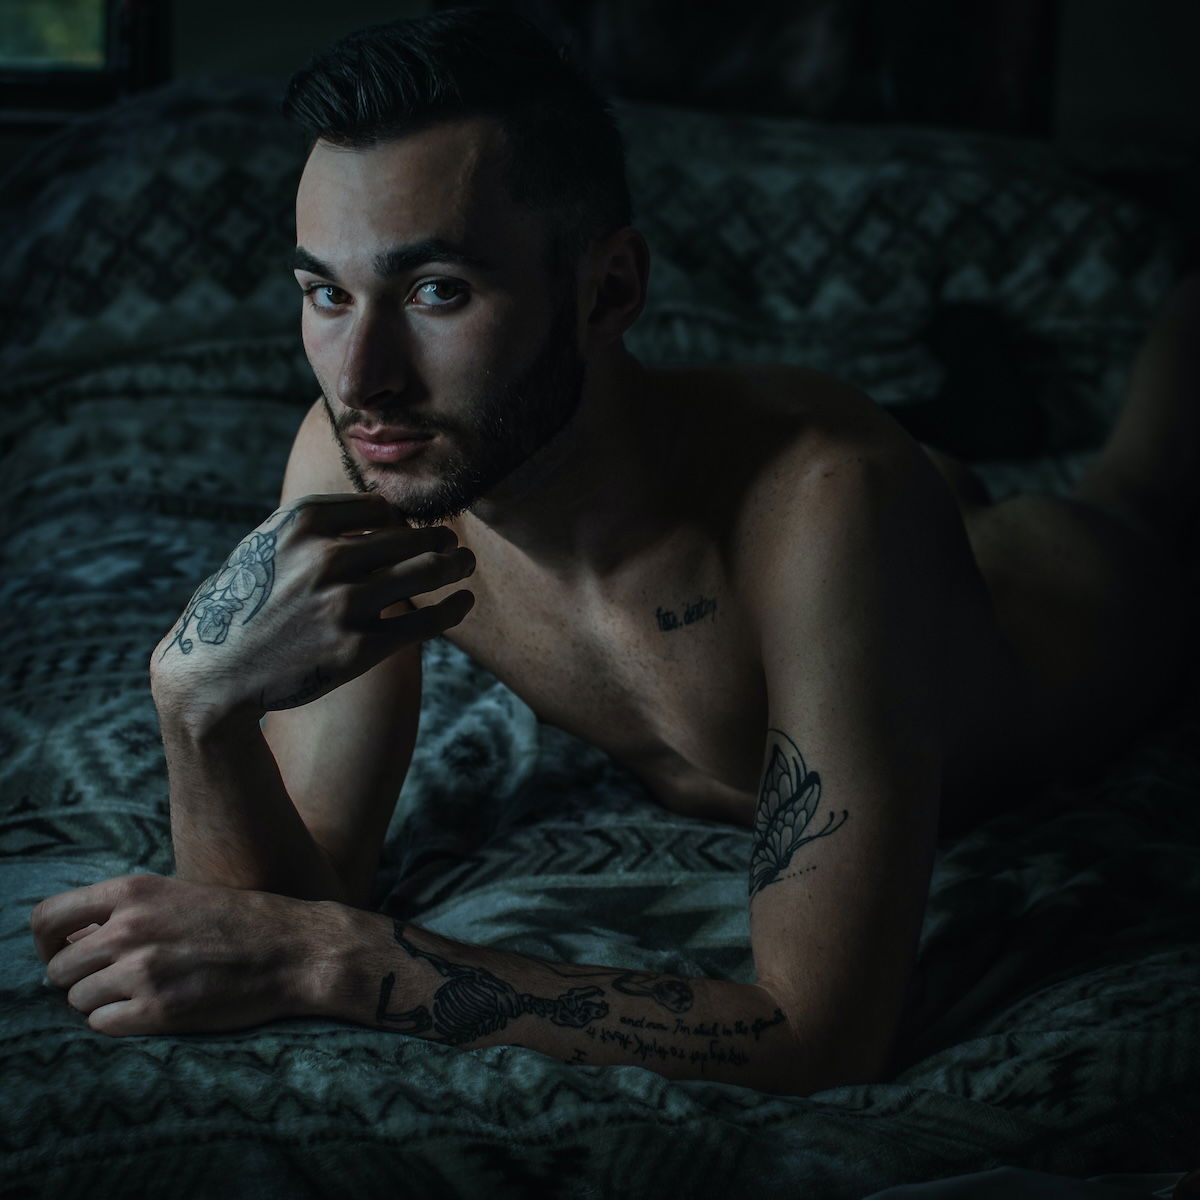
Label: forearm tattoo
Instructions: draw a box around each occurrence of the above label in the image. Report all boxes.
[749,728,848,900]
[376,922,610,1044]
[375,923,786,1075]
[159,508,297,660]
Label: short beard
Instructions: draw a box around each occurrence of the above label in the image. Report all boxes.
[319,293,586,527]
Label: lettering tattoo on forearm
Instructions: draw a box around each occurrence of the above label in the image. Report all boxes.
[749,728,848,900]
[585,1006,787,1070]
[159,507,298,659]
[375,923,783,1075]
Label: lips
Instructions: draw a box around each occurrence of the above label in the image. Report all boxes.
[347,428,436,464]
[347,428,433,443]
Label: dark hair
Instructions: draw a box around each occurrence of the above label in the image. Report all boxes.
[282,6,632,279]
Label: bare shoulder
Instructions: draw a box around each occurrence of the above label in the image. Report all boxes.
[279,396,355,505]
[707,365,958,586]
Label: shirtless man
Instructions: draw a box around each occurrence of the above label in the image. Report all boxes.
[30,9,1198,1096]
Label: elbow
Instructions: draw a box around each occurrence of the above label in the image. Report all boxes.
[762,996,894,1095]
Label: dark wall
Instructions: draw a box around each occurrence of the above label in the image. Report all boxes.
[171,0,432,83]
[440,0,1196,148]
[1055,0,1200,147]
[3,0,1196,175]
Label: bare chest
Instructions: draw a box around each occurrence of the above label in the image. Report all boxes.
[436,557,768,826]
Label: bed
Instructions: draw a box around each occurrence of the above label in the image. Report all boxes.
[1,79,1197,1198]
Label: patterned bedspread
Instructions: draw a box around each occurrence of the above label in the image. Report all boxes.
[1,83,1197,1198]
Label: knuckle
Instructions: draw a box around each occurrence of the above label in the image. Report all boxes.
[111,909,149,946]
[119,873,159,902]
[318,540,351,579]
[324,584,356,628]
[128,944,163,985]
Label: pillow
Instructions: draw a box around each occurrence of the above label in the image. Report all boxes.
[0,80,311,390]
[616,99,1188,458]
[1,81,1186,463]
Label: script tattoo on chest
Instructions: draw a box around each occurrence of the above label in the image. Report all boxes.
[654,593,718,632]
[748,728,849,900]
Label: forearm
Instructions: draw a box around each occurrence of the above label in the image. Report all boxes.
[314,908,824,1095]
[156,704,351,904]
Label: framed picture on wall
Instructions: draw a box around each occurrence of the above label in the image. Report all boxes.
[0,0,168,129]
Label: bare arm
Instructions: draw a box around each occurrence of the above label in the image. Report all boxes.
[152,399,474,906]
[257,400,422,906]
[739,437,957,1086]
[312,905,814,1093]
[32,871,809,1093]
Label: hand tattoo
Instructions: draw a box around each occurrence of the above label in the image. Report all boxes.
[159,508,297,660]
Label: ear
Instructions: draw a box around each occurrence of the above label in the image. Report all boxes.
[577,227,650,351]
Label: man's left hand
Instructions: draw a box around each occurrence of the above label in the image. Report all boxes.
[30,874,338,1036]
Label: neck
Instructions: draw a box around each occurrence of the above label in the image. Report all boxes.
[463,346,681,583]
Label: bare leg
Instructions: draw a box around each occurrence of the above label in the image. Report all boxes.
[925,274,1200,775]
[1075,273,1200,551]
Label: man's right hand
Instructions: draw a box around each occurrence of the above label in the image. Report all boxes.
[149,493,475,726]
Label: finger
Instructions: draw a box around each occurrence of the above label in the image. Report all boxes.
[47,932,115,992]
[66,924,102,943]
[88,999,150,1037]
[288,493,402,536]
[66,961,133,1019]
[330,524,460,576]
[369,589,476,645]
[30,881,123,964]
[351,548,476,617]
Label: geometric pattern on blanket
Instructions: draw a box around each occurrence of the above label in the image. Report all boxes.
[2,373,1199,1195]
[2,83,1198,1196]
[2,83,1187,445]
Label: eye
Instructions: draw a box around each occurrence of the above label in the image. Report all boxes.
[411,279,467,308]
[302,283,349,312]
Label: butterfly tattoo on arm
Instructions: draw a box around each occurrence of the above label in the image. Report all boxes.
[748,729,848,900]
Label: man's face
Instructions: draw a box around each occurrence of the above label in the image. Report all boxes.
[293,118,586,526]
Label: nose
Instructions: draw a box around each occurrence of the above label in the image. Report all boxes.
[337,308,409,411]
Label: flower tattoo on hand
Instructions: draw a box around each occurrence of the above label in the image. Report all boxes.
[160,509,297,658]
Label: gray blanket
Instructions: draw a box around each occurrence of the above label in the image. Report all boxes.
[1,82,1197,1198]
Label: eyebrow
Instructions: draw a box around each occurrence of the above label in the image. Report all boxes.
[291,239,495,281]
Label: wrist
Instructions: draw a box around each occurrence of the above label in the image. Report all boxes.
[300,903,390,1021]
[152,680,264,744]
